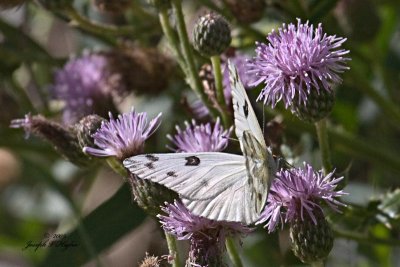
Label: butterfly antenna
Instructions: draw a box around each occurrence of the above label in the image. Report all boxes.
[222,135,239,143]
[262,104,266,135]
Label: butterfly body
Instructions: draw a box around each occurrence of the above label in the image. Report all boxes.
[123,61,276,224]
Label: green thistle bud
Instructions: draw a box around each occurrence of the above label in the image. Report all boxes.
[146,0,170,10]
[292,89,335,123]
[289,208,334,264]
[192,13,231,57]
[0,0,29,9]
[128,174,178,216]
[225,0,265,24]
[38,0,73,10]
[75,115,105,149]
[92,0,131,14]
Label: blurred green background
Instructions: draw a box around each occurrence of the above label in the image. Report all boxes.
[0,0,400,266]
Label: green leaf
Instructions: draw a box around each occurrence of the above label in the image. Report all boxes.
[40,183,146,267]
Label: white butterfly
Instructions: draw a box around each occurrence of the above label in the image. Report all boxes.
[123,61,277,224]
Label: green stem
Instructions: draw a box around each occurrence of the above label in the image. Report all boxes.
[211,55,230,128]
[333,228,400,247]
[315,119,333,174]
[211,56,225,106]
[158,9,187,73]
[106,157,128,177]
[64,5,142,36]
[165,233,181,267]
[225,236,243,267]
[170,0,219,119]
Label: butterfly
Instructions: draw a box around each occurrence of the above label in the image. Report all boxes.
[123,61,277,224]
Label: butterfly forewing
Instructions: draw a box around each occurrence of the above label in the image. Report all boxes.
[229,61,266,149]
[229,61,276,214]
[123,152,247,201]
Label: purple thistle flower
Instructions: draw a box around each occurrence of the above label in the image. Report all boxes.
[83,108,162,160]
[248,19,350,108]
[167,118,232,153]
[51,54,116,124]
[159,200,251,266]
[257,163,346,233]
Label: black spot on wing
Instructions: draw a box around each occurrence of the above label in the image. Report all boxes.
[243,101,249,118]
[200,180,208,187]
[145,154,159,162]
[185,156,200,166]
[167,171,178,177]
[145,162,155,169]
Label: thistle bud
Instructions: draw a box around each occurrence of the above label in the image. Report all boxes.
[292,89,335,123]
[289,208,334,264]
[92,0,131,14]
[192,13,231,57]
[139,254,161,267]
[128,174,178,216]
[225,0,265,24]
[10,114,91,167]
[75,115,105,149]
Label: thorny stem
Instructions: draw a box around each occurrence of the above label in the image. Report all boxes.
[170,0,219,119]
[165,233,181,267]
[225,236,244,267]
[211,55,231,128]
[315,119,333,174]
[158,8,187,75]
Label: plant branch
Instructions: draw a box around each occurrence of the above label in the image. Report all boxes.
[170,0,219,119]
[165,233,181,267]
[315,119,333,174]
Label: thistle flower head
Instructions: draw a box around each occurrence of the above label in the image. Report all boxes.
[258,163,346,233]
[83,108,162,160]
[159,200,251,266]
[248,19,350,108]
[51,54,116,124]
[167,118,232,153]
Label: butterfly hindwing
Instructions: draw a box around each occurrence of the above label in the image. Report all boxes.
[183,178,258,224]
